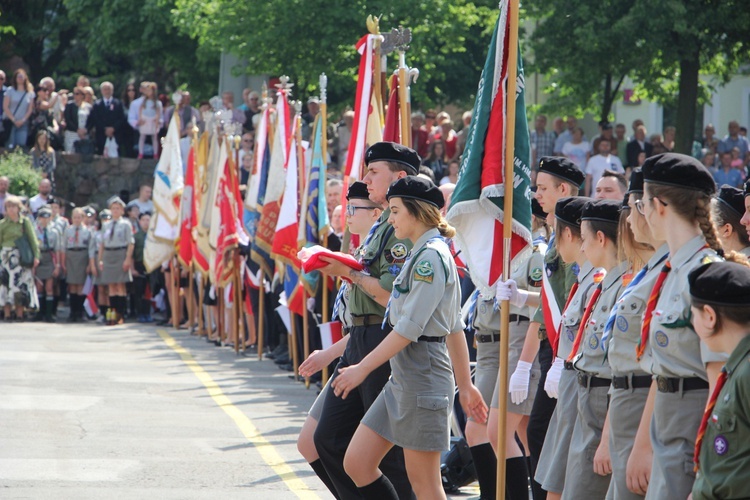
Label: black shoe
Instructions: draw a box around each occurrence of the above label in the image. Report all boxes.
[279,363,294,372]
[274,354,291,365]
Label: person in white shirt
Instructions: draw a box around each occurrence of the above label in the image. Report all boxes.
[127,82,147,130]
[126,185,154,214]
[584,139,623,196]
[29,178,52,215]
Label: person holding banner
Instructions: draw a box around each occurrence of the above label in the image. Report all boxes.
[522,157,584,500]
[313,142,419,500]
[331,176,486,500]
[564,199,628,498]
[61,207,97,322]
[463,196,548,500]
[97,197,134,325]
[297,181,382,499]
[636,153,739,500]
[534,196,599,499]
[605,169,667,500]
[689,261,750,500]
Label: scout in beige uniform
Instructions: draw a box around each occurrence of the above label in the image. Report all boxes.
[97,197,134,325]
[93,209,111,321]
[62,207,97,322]
[331,177,486,500]
[296,181,381,499]
[713,185,750,258]
[689,261,750,500]
[605,168,668,500]
[464,196,548,500]
[535,196,600,498]
[34,206,62,322]
[314,143,420,500]
[637,153,739,500]
[563,199,627,498]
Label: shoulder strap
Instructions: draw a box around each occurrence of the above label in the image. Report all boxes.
[362,224,395,266]
[12,92,27,116]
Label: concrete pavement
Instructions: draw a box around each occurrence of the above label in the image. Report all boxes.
[0,320,480,499]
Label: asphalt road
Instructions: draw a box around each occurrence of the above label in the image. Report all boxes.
[0,321,480,499]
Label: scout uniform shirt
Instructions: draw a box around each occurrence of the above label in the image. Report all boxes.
[533,236,578,339]
[51,214,69,237]
[557,262,600,360]
[101,218,135,249]
[348,208,412,317]
[648,235,728,379]
[573,261,628,377]
[692,335,750,500]
[63,224,97,258]
[35,222,61,254]
[608,243,669,376]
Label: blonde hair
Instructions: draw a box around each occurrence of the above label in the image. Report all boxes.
[71,207,85,219]
[4,195,22,210]
[647,183,748,265]
[402,198,456,238]
[618,204,651,270]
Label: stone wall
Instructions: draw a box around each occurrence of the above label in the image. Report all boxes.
[55,153,157,209]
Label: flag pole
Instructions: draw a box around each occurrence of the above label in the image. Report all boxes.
[319,73,331,384]
[496,0,521,497]
[232,134,242,355]
[293,102,309,388]
[257,276,265,360]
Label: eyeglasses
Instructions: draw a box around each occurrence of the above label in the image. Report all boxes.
[635,196,667,215]
[345,204,377,216]
[73,92,83,96]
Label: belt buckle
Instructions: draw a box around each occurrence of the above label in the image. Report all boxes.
[656,376,669,392]
[564,361,574,370]
[613,377,626,390]
[577,372,587,387]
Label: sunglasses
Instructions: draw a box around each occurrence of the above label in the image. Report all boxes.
[74,92,83,96]
[345,204,377,216]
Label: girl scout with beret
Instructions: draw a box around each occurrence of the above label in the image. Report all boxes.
[330,176,487,499]
[604,168,668,500]
[535,196,601,500]
[61,207,96,322]
[296,181,382,499]
[689,261,750,500]
[637,153,745,500]
[97,197,134,325]
[464,197,547,500]
[34,206,62,322]
[563,199,628,498]
[713,185,750,258]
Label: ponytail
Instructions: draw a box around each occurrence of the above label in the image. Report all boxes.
[695,196,725,258]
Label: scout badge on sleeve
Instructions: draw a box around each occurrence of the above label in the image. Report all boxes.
[414,259,434,283]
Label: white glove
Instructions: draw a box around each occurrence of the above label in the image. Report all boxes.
[495,279,529,308]
[509,360,532,404]
[545,357,564,399]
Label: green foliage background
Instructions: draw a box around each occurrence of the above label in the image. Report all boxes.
[0,149,43,197]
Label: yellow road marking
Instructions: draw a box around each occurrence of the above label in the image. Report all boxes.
[157,329,320,499]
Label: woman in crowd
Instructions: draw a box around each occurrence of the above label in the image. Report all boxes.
[62,87,86,153]
[422,140,448,180]
[121,83,138,158]
[605,169,666,500]
[331,177,486,499]
[62,207,97,322]
[562,127,590,171]
[297,181,382,499]
[712,185,750,258]
[138,82,162,159]
[439,160,459,186]
[0,196,39,321]
[636,153,744,499]
[28,86,59,149]
[33,206,62,322]
[689,261,750,500]
[3,68,35,149]
[97,198,134,325]
[30,130,57,183]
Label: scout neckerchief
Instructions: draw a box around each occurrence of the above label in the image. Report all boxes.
[74,225,80,245]
[602,251,669,354]
[693,368,728,472]
[540,232,565,351]
[552,280,579,358]
[636,262,671,361]
[567,282,603,362]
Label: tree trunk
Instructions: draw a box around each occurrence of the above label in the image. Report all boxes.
[675,52,700,155]
[601,73,613,123]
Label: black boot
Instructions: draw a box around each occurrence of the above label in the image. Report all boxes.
[358,474,398,500]
[68,295,81,322]
[309,459,340,500]
[44,296,56,322]
[34,295,46,321]
[505,456,530,500]
[470,443,497,500]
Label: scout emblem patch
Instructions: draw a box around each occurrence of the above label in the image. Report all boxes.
[529,267,543,287]
[714,435,728,455]
[654,330,669,347]
[391,243,408,260]
[414,259,434,283]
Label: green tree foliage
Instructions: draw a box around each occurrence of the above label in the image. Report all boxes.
[525,0,643,123]
[171,0,498,109]
[629,0,750,153]
[0,149,42,197]
[0,0,219,98]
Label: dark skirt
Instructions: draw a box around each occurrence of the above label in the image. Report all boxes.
[99,247,132,285]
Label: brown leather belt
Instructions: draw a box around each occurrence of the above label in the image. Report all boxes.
[350,314,384,327]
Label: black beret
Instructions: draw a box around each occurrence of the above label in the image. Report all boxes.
[555,196,591,227]
[47,197,60,206]
[581,198,621,224]
[365,141,421,175]
[717,185,745,219]
[744,179,750,198]
[621,193,630,210]
[688,261,750,306]
[627,168,644,194]
[538,156,585,187]
[386,176,445,209]
[346,181,370,201]
[642,153,716,195]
